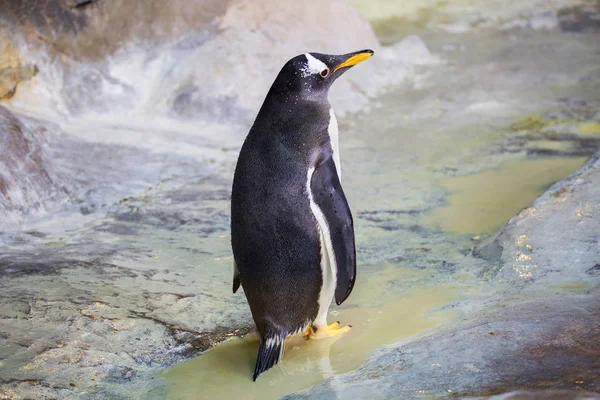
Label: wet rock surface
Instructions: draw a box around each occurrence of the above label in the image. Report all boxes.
[0,30,37,100]
[0,107,252,398]
[287,296,600,399]
[0,231,254,399]
[0,0,386,121]
[468,391,600,400]
[286,153,600,399]
[0,157,253,398]
[487,152,600,287]
[0,0,599,399]
[0,0,228,60]
[351,0,598,43]
[0,105,68,224]
[492,113,600,158]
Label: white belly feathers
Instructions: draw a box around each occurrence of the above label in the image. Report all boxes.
[306,166,337,326]
[328,109,341,180]
[305,109,341,326]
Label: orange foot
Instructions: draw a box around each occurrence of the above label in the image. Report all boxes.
[304,321,351,339]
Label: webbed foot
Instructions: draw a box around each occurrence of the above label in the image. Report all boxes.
[304,321,351,339]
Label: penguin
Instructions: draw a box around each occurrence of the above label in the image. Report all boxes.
[231,49,374,381]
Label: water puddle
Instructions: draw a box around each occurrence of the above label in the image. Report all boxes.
[422,157,587,235]
[161,266,461,399]
[158,154,587,398]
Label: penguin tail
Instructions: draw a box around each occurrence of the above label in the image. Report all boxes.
[232,274,241,293]
[253,334,286,381]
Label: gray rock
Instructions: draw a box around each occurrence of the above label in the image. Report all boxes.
[0,0,399,121]
[0,0,228,61]
[466,390,600,399]
[0,1,598,399]
[286,153,600,399]
[489,151,600,288]
[0,105,69,225]
[287,295,600,399]
[0,29,37,100]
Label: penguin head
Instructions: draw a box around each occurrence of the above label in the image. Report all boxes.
[270,49,374,99]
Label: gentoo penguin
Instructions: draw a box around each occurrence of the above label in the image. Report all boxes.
[231,49,374,381]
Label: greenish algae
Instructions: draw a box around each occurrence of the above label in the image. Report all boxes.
[576,123,600,136]
[510,114,558,132]
[552,281,594,294]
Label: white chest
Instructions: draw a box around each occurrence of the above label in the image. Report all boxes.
[327,108,341,180]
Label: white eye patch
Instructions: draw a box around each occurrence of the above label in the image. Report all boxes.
[301,53,328,77]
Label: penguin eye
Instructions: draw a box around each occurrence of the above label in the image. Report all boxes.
[319,68,330,78]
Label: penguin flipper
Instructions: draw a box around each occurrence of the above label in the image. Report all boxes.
[232,259,241,293]
[310,153,356,305]
[253,334,285,381]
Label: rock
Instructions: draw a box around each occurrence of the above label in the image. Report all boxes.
[0,29,37,99]
[162,0,381,120]
[487,152,600,287]
[1,1,597,398]
[0,145,252,399]
[0,0,228,61]
[286,152,600,399]
[348,0,590,32]
[0,254,253,399]
[285,294,600,400]
[0,0,393,121]
[0,0,441,236]
[0,105,68,225]
[557,3,600,33]
[491,113,600,158]
[466,390,600,399]
[379,35,441,65]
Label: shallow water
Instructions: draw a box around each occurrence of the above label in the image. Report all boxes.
[163,266,462,399]
[155,150,588,398]
[422,157,588,235]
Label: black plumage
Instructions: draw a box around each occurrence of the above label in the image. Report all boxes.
[231,50,373,381]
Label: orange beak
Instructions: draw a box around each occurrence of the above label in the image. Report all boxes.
[333,51,374,73]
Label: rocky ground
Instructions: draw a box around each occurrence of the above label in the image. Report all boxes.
[1,0,599,399]
[286,153,600,399]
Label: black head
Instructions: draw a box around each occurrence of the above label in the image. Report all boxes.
[268,49,374,100]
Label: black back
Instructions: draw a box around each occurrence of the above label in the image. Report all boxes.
[230,51,372,379]
[231,76,331,336]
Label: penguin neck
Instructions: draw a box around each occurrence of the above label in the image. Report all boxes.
[250,92,332,151]
[268,87,330,107]
[259,90,332,126]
